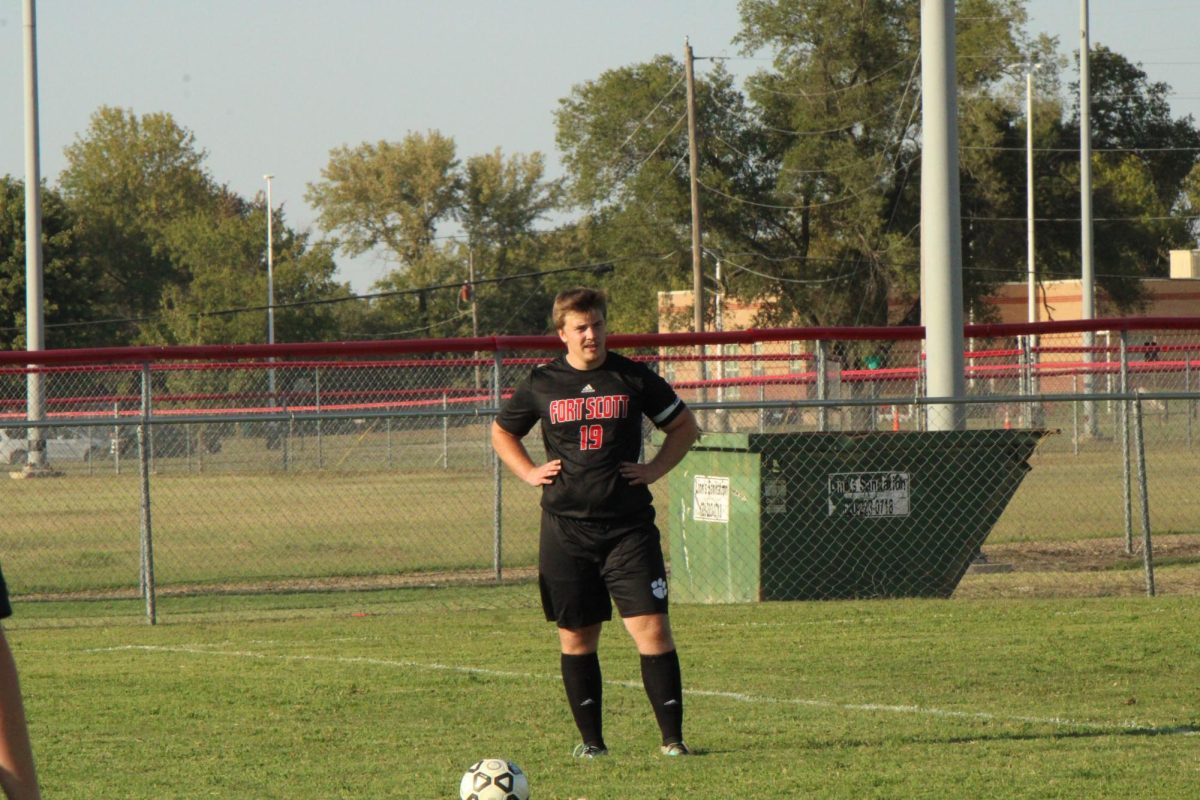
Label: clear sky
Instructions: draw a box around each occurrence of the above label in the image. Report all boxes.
[3,1,1198,292]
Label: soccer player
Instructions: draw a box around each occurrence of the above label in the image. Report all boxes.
[0,565,41,800]
[492,287,699,758]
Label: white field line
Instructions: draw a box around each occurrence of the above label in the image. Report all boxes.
[91,644,1197,738]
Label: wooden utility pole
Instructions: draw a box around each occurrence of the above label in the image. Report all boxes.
[684,37,703,335]
[684,37,709,422]
[468,249,480,390]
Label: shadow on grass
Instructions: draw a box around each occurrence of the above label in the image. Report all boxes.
[795,723,1200,751]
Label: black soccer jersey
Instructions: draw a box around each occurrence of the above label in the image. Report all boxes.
[495,351,686,520]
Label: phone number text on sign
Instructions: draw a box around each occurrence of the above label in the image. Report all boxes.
[827,471,911,517]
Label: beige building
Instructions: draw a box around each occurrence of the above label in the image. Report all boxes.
[657,251,1200,400]
[660,250,1200,333]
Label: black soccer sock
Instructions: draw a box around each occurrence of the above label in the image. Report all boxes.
[561,652,605,747]
[640,649,684,745]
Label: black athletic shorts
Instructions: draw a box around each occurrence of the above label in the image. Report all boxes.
[538,508,669,629]
[0,562,11,620]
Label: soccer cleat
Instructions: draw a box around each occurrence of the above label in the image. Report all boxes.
[660,741,691,756]
[572,743,610,759]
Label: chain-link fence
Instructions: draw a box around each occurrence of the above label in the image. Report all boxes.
[1,320,1196,620]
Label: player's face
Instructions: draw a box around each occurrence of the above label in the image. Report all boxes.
[558,309,607,370]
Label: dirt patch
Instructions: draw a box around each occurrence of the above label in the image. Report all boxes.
[23,566,539,603]
[980,534,1200,573]
[956,534,1200,599]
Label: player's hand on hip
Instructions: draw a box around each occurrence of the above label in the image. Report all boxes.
[619,460,661,486]
[525,459,562,486]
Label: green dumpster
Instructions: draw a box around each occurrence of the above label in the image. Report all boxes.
[665,429,1047,602]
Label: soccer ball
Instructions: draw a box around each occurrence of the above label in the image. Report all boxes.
[459,758,530,800]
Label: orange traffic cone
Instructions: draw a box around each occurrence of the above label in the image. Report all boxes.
[1003,407,1011,430]
[892,405,900,432]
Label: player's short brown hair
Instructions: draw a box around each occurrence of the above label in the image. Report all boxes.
[552,287,607,331]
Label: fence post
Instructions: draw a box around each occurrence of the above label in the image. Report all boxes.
[1021,335,1035,426]
[113,401,122,476]
[185,422,193,473]
[1071,375,1079,456]
[1120,331,1132,555]
[916,341,926,431]
[758,384,765,434]
[492,350,503,581]
[816,340,828,432]
[1132,391,1156,597]
[137,362,157,625]
[315,367,324,470]
[386,416,393,469]
[442,393,449,469]
[1187,353,1193,449]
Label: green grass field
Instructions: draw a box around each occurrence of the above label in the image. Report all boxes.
[2,403,1196,796]
[7,591,1199,799]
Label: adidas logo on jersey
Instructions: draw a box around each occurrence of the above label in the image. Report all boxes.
[581,384,596,393]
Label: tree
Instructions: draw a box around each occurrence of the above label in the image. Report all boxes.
[733,0,1028,327]
[307,131,462,266]
[148,190,349,346]
[0,177,102,349]
[555,55,762,332]
[58,107,219,329]
[307,131,463,332]
[553,1,1030,331]
[309,133,568,338]
[459,149,563,335]
[1042,46,1200,310]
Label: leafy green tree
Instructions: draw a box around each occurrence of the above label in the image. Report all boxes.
[148,191,349,346]
[307,131,462,266]
[458,149,563,335]
[58,107,218,327]
[0,177,102,349]
[307,130,463,330]
[1037,46,1200,309]
[309,133,568,338]
[554,1,1030,331]
[555,55,762,332]
[733,0,1027,327]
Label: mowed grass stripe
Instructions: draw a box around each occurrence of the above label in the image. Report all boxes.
[88,638,1198,739]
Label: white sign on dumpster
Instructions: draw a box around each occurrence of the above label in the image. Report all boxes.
[693,475,730,523]
[827,471,911,517]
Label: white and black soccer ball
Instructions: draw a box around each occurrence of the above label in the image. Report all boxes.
[459,758,530,800]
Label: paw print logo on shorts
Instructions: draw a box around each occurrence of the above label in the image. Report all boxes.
[650,578,668,599]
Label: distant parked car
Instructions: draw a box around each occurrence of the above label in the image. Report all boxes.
[0,426,108,466]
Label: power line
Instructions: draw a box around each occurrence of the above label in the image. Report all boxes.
[4,260,619,335]
[743,58,916,99]
[696,176,866,211]
[962,144,1200,153]
[725,257,862,286]
[966,214,1200,223]
[616,76,686,152]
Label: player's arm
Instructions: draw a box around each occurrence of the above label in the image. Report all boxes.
[618,407,699,486]
[491,422,562,487]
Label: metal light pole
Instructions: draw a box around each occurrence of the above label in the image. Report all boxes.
[263,174,277,401]
[1025,63,1042,425]
[1080,0,1099,437]
[919,0,966,431]
[1025,64,1040,331]
[22,0,47,472]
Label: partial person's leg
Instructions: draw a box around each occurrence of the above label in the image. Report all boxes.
[605,519,688,751]
[0,627,41,800]
[558,625,606,751]
[624,614,685,749]
[540,511,612,753]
